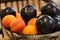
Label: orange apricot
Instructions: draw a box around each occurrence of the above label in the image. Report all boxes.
[2,15,17,29]
[16,13,22,19]
[23,25,38,35]
[10,19,25,33]
[28,18,37,25]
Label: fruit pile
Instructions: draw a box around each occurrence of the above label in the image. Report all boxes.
[1,2,60,35]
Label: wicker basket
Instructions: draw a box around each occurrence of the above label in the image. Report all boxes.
[1,26,60,40]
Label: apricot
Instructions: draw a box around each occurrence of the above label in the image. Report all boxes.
[16,13,22,19]
[28,18,37,25]
[10,19,25,33]
[23,25,38,34]
[2,15,16,29]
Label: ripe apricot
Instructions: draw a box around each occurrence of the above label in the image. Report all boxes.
[10,19,25,33]
[16,13,22,19]
[23,25,38,34]
[2,15,16,29]
[28,18,37,25]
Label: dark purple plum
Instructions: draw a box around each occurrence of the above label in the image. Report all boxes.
[0,7,16,19]
[21,5,37,24]
[42,0,52,2]
[53,15,60,32]
[36,15,55,34]
[41,2,58,17]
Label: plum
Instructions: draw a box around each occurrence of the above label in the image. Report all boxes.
[53,15,60,32]
[21,5,37,24]
[36,15,55,34]
[41,2,58,17]
[0,7,16,19]
[42,0,52,2]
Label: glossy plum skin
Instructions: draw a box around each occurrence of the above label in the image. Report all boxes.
[21,5,37,24]
[53,15,60,32]
[41,2,58,17]
[0,7,16,19]
[42,0,52,2]
[36,15,55,34]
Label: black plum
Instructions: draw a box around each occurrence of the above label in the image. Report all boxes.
[53,15,60,32]
[36,15,55,34]
[56,9,60,15]
[42,0,52,2]
[21,5,37,24]
[0,7,16,19]
[41,2,58,17]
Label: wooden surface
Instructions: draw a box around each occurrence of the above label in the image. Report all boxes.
[0,0,41,12]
